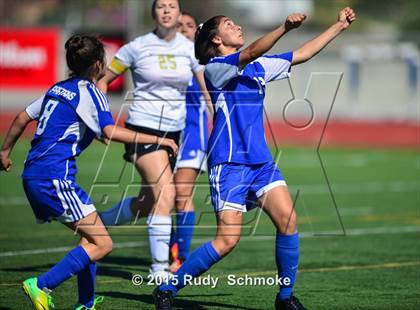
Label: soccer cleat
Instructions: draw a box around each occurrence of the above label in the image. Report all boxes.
[149,268,172,284]
[169,258,182,273]
[153,287,174,310]
[22,277,55,310]
[169,243,179,263]
[74,296,104,310]
[275,295,308,310]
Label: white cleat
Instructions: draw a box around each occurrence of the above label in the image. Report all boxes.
[148,269,172,284]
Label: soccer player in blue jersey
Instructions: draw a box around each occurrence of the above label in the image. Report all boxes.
[0,35,177,310]
[153,7,356,310]
[169,11,210,272]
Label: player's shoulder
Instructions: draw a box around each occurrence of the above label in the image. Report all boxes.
[169,33,195,56]
[135,32,160,45]
[258,51,293,63]
[64,78,107,106]
[46,78,79,102]
[86,81,110,111]
[208,51,240,66]
[175,32,193,45]
[121,32,152,51]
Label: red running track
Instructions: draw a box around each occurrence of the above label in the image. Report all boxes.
[0,113,418,149]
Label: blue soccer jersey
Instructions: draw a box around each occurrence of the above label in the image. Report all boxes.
[205,51,293,168]
[180,77,208,154]
[22,77,115,181]
[178,77,208,171]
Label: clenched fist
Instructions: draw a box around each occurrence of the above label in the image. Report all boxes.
[338,7,356,29]
[0,151,12,172]
[285,13,307,31]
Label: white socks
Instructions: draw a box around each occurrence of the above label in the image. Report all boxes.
[99,196,135,226]
[147,214,172,272]
[100,198,172,273]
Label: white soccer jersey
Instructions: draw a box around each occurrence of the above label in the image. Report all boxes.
[110,32,203,132]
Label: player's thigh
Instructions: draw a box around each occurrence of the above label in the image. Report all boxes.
[135,150,174,195]
[65,211,112,249]
[258,185,296,234]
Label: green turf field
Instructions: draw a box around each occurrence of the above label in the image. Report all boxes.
[0,139,419,309]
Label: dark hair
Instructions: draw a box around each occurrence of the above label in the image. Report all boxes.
[65,34,105,79]
[195,15,225,65]
[181,10,197,25]
[152,0,181,19]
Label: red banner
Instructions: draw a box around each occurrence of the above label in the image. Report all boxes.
[0,27,59,89]
[101,36,125,93]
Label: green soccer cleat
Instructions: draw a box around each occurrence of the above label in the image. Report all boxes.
[74,296,104,310]
[22,277,55,310]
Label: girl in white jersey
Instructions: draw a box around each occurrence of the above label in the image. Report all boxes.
[0,35,177,310]
[98,0,210,278]
[154,8,356,310]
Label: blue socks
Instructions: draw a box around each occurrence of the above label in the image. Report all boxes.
[37,246,91,290]
[160,241,221,295]
[77,262,97,308]
[100,196,135,226]
[176,211,195,259]
[276,233,299,300]
[159,233,299,300]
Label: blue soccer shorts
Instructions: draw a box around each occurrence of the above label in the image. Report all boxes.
[177,148,207,172]
[208,161,287,213]
[23,179,96,224]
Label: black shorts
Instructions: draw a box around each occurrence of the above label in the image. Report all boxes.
[123,123,181,171]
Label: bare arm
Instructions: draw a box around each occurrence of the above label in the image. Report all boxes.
[102,125,178,155]
[292,7,356,65]
[239,13,306,68]
[194,70,214,121]
[97,69,120,94]
[0,111,34,171]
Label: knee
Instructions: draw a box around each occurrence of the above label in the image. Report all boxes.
[280,209,297,234]
[176,182,194,198]
[97,237,113,257]
[175,187,194,212]
[214,235,240,256]
[156,184,176,214]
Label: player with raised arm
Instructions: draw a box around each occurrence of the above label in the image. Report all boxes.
[153,7,356,310]
[97,0,210,280]
[0,34,177,310]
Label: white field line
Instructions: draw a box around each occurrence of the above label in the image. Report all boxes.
[1,180,419,206]
[0,225,419,258]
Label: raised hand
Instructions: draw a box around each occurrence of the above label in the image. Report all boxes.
[285,13,307,31]
[338,7,356,29]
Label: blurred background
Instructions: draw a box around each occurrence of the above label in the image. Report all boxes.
[0,0,419,146]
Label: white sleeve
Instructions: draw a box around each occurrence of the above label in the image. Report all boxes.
[189,47,204,73]
[114,41,137,67]
[25,95,45,120]
[76,83,115,136]
[257,51,293,83]
[204,52,240,89]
